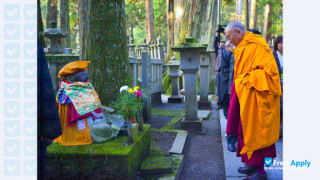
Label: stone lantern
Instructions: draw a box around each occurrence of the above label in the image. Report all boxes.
[171,37,207,131]
[166,56,184,103]
[41,21,68,54]
[198,44,213,109]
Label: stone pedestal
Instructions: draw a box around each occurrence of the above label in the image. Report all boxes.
[166,57,184,103]
[141,40,151,121]
[198,48,213,109]
[171,37,207,131]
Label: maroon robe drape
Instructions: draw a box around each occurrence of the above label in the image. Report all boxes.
[226,83,277,165]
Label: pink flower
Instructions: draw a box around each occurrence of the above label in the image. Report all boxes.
[135,90,142,97]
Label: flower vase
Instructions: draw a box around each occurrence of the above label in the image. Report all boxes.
[127,120,134,144]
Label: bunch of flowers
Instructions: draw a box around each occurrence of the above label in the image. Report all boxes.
[113,85,144,122]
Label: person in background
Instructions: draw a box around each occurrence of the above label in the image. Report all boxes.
[273,36,283,137]
[225,21,281,180]
[248,29,261,35]
[213,25,226,109]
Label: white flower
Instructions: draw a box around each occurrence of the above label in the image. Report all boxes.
[120,85,129,92]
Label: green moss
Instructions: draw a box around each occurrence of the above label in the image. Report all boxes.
[150,140,165,156]
[159,116,182,132]
[47,124,151,179]
[151,109,185,117]
[159,154,183,179]
[208,78,216,94]
[162,73,171,95]
[166,129,187,133]
[140,156,172,171]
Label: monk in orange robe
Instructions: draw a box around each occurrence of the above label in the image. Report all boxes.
[225,22,281,180]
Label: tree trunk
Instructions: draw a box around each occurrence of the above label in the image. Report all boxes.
[145,0,155,43]
[85,0,129,105]
[236,0,242,22]
[263,3,273,42]
[217,0,221,25]
[37,0,45,47]
[60,0,71,48]
[46,0,57,28]
[249,0,257,29]
[166,0,174,62]
[78,0,91,60]
[244,0,249,30]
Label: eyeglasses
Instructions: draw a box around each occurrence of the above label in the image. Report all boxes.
[225,31,236,40]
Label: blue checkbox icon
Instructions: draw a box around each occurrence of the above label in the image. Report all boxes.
[24,62,37,79]
[24,101,37,118]
[24,82,37,98]
[4,140,20,156]
[24,23,37,40]
[24,4,36,20]
[4,4,20,20]
[4,121,20,137]
[4,101,20,117]
[24,140,37,156]
[4,63,20,79]
[24,121,37,137]
[264,157,273,166]
[4,24,20,40]
[4,82,20,98]
[4,43,20,59]
[4,159,20,176]
[24,159,37,176]
[24,43,37,59]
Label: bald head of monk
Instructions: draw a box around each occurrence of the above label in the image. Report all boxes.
[225,22,246,47]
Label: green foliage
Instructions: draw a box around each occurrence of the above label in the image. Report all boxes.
[162,72,172,95]
[40,0,79,53]
[208,78,215,94]
[112,86,143,120]
[125,0,167,45]
[221,0,282,39]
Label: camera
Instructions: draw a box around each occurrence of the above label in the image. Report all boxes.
[217,25,225,34]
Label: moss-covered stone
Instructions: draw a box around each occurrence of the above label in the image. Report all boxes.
[46,124,151,179]
[159,154,184,180]
[140,156,172,175]
[150,140,165,156]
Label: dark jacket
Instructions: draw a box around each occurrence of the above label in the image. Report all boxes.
[273,51,281,77]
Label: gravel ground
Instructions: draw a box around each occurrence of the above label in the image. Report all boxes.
[151,99,225,180]
[151,131,177,154]
[155,100,225,180]
[179,101,226,180]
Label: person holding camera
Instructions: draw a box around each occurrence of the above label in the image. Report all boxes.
[213,25,232,120]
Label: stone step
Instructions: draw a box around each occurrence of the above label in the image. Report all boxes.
[198,110,211,119]
[140,156,173,175]
[169,132,188,154]
[159,154,184,180]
